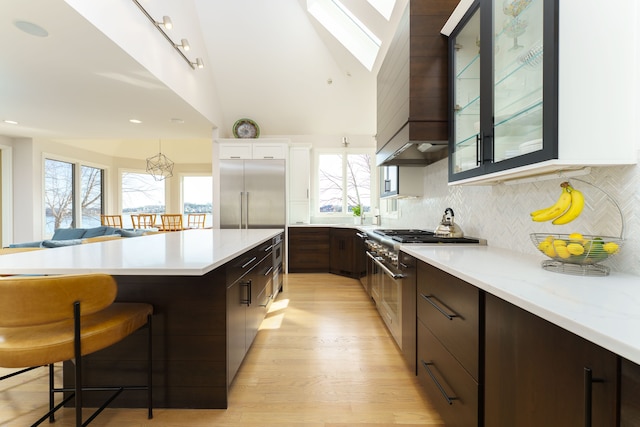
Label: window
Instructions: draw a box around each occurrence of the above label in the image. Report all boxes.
[307,0,381,70]
[121,171,165,228]
[44,158,104,236]
[317,151,373,215]
[182,176,213,227]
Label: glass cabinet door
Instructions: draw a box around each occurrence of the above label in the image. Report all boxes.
[492,0,544,162]
[451,7,481,175]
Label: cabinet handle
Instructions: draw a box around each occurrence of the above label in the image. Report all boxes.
[421,359,457,405]
[240,280,251,306]
[263,156,274,159]
[242,257,257,269]
[420,293,459,320]
[476,134,481,166]
[264,244,274,252]
[264,266,274,276]
[584,367,604,427]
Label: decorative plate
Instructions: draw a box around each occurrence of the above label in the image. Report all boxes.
[232,118,260,139]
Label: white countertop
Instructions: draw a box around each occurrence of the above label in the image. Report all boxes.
[401,244,640,365]
[0,229,283,276]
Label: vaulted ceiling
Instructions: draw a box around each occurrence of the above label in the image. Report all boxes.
[0,0,408,162]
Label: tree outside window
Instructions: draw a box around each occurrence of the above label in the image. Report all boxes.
[44,159,104,236]
[318,152,372,214]
[121,172,165,228]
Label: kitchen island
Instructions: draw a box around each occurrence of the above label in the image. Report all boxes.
[0,229,283,409]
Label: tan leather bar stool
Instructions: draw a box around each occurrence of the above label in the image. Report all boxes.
[0,274,153,426]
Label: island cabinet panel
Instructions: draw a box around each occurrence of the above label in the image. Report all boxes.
[416,261,482,427]
[287,227,330,272]
[63,238,275,410]
[485,293,619,427]
[65,270,230,409]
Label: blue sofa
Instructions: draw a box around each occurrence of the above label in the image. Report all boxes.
[9,226,147,248]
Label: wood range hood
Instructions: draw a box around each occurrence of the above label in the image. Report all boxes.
[376,0,458,167]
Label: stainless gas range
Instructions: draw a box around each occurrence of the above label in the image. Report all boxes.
[362,228,485,370]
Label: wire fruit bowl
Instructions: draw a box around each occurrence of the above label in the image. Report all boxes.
[530,233,623,276]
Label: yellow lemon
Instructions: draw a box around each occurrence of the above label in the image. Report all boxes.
[538,241,551,251]
[566,243,585,256]
[553,239,567,247]
[603,242,619,254]
[555,246,570,259]
[543,245,556,258]
[568,232,584,242]
[544,235,554,243]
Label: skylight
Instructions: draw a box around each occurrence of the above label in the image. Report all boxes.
[307,0,382,71]
[367,0,395,20]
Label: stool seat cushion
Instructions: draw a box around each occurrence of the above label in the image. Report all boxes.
[0,302,152,368]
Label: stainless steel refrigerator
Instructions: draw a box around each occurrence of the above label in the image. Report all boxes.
[219,159,285,229]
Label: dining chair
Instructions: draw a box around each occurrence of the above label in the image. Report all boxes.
[161,214,183,231]
[0,273,153,426]
[187,213,207,229]
[100,214,123,228]
[131,214,156,229]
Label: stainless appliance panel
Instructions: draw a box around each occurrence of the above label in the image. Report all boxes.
[220,160,244,229]
[220,159,285,229]
[244,160,285,229]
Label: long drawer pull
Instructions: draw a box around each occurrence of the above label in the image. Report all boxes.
[421,359,457,405]
[242,257,257,269]
[420,293,458,321]
[264,266,274,276]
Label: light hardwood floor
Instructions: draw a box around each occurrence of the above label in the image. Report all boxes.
[0,273,443,426]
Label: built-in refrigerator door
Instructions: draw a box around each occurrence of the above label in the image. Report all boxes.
[244,160,285,228]
[220,160,245,229]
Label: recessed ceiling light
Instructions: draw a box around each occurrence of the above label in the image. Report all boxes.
[171,118,184,124]
[3,120,18,125]
[129,119,142,124]
[14,20,48,37]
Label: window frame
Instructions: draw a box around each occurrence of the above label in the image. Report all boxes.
[42,153,107,237]
[313,147,376,218]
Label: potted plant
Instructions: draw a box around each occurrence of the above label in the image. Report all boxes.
[352,204,362,224]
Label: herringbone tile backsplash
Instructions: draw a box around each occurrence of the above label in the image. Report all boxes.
[383,151,640,276]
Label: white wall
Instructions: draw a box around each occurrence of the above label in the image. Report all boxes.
[382,151,640,276]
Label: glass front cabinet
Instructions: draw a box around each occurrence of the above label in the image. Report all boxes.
[449,0,558,183]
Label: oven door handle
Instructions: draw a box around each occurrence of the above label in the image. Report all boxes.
[367,251,405,279]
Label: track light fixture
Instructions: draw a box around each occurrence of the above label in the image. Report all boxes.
[193,58,204,69]
[158,16,172,30]
[176,38,190,51]
[131,0,203,70]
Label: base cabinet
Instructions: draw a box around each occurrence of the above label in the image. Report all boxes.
[227,240,273,385]
[485,293,619,427]
[287,227,330,272]
[416,261,481,426]
[330,228,365,278]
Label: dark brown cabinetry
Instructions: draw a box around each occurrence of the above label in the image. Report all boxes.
[622,359,640,426]
[288,227,365,279]
[376,0,458,166]
[330,228,365,279]
[485,293,619,427]
[416,261,482,427]
[287,227,330,273]
[227,239,273,385]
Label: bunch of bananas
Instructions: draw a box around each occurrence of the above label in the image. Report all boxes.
[530,181,584,225]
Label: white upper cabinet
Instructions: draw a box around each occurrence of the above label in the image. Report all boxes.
[217,139,288,160]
